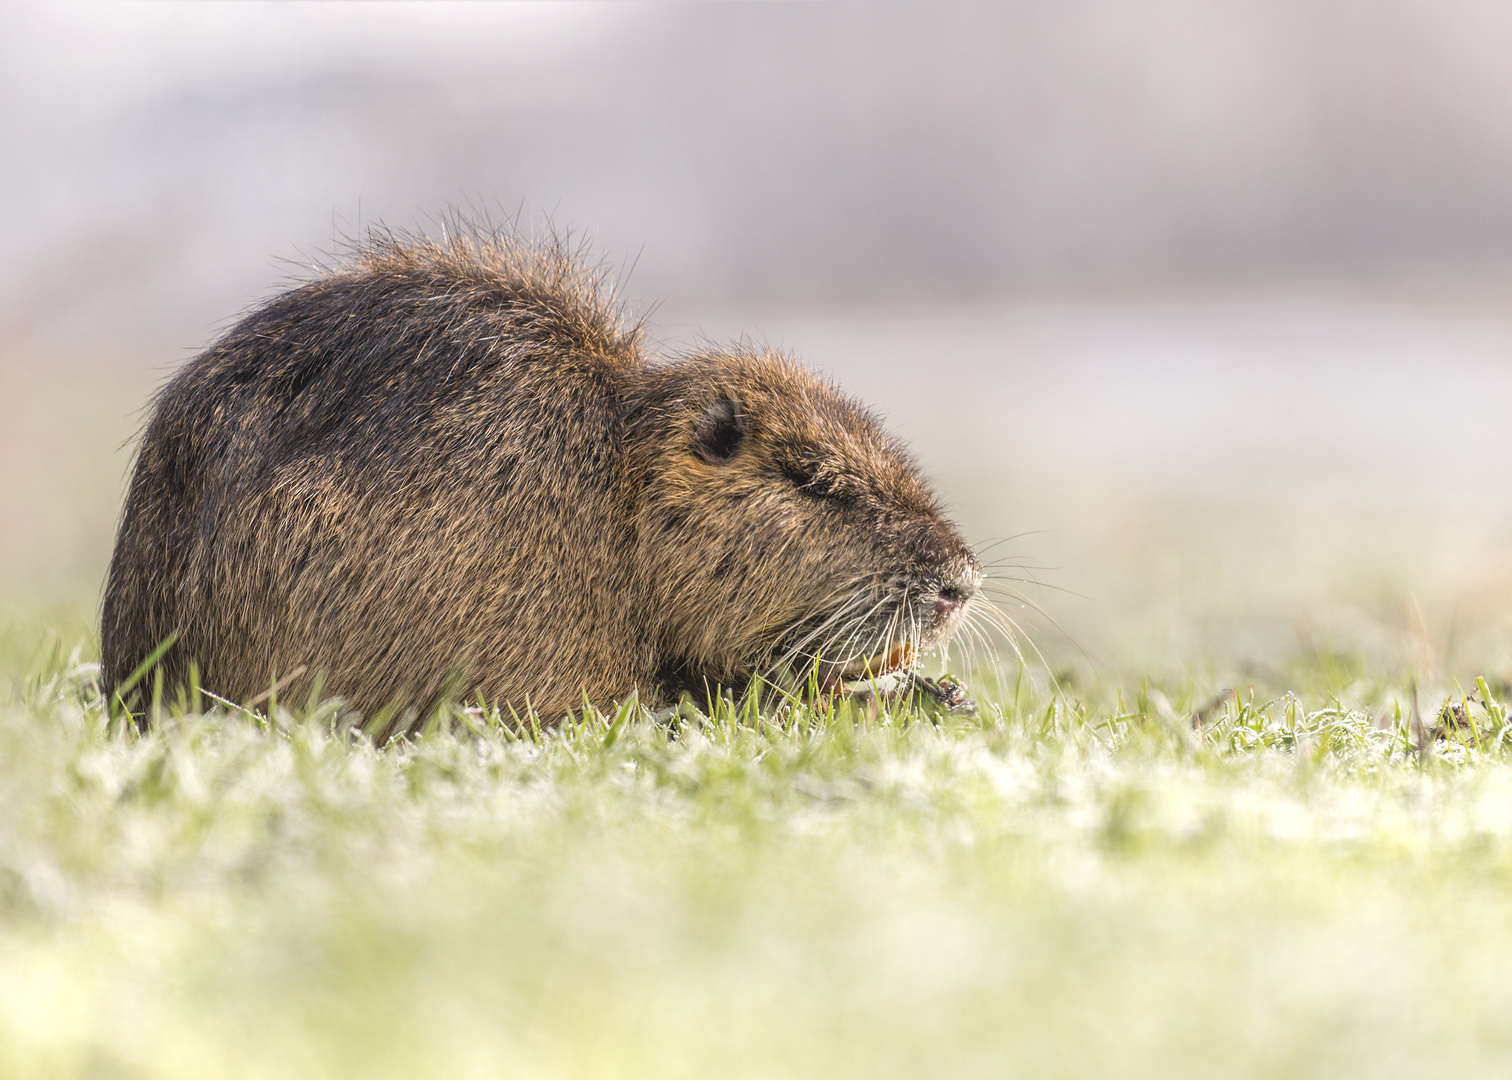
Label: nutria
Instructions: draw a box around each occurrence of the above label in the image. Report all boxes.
[100,227,982,730]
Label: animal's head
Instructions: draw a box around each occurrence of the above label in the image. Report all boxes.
[627,350,980,692]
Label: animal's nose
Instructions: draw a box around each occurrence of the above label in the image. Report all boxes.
[933,582,975,622]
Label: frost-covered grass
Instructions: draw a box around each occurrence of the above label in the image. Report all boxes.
[7,610,1512,1079]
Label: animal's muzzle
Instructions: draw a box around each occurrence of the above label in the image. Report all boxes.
[930,558,982,629]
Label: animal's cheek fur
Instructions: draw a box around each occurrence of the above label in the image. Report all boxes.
[632,492,872,665]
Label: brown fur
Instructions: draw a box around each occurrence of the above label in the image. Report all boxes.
[101,227,981,731]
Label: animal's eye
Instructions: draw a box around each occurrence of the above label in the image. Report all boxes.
[782,462,839,500]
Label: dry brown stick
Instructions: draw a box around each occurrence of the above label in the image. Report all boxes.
[246,665,309,708]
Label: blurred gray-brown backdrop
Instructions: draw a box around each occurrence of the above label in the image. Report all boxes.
[5,0,1512,681]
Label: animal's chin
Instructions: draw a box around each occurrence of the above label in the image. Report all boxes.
[831,641,918,681]
[811,641,919,692]
[755,593,962,689]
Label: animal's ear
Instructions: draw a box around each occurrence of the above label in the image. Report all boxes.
[692,394,744,464]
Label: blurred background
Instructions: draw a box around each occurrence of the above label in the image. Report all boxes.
[4,0,1512,686]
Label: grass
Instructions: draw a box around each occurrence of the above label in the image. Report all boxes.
[7,608,1512,1078]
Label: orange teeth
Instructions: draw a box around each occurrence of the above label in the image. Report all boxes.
[836,642,917,681]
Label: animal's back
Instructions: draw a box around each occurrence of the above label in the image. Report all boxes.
[101,234,644,720]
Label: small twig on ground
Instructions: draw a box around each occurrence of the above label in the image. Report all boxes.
[247,666,308,708]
